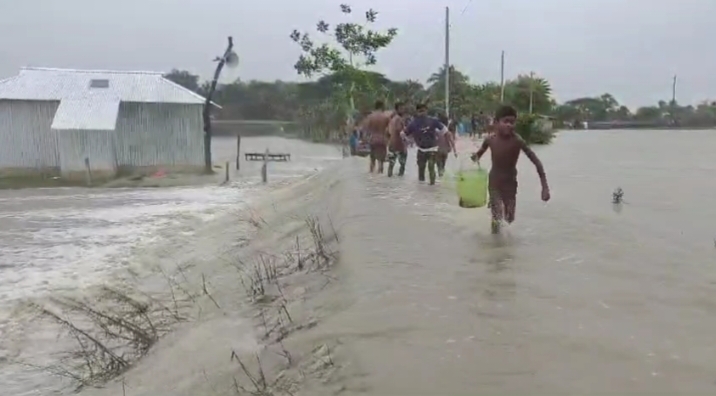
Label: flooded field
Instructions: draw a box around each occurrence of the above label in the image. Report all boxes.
[3,130,716,395]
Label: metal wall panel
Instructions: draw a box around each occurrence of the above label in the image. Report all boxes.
[114,102,204,168]
[0,100,60,170]
[56,129,117,175]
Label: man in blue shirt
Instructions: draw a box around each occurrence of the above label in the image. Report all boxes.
[403,103,447,185]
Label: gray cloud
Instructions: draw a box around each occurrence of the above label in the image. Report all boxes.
[1,0,715,107]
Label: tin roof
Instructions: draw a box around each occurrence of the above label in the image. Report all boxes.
[51,98,120,131]
[0,67,216,106]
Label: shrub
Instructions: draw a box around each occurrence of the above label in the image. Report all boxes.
[515,113,555,145]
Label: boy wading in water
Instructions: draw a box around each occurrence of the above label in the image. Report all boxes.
[387,102,408,177]
[471,105,551,233]
[404,103,447,185]
[361,100,391,173]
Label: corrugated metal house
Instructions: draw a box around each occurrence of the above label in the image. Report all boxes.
[0,67,213,179]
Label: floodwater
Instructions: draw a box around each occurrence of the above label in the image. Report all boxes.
[0,135,342,396]
[319,129,716,394]
[3,129,716,394]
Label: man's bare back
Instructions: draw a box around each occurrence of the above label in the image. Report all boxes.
[363,110,392,145]
[387,113,406,152]
[361,101,391,173]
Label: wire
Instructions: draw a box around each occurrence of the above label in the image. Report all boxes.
[460,0,474,16]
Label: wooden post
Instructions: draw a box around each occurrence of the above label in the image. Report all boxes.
[236,134,241,170]
[225,161,230,183]
[84,157,92,186]
[261,148,268,183]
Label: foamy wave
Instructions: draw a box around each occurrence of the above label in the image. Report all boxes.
[0,186,251,303]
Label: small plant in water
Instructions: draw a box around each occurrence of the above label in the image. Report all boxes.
[612,187,624,204]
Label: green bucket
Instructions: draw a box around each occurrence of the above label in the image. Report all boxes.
[456,167,488,208]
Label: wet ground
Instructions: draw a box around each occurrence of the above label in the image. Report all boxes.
[3,130,716,394]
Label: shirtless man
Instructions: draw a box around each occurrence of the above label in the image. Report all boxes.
[436,114,457,177]
[471,105,551,234]
[360,100,392,173]
[387,102,408,177]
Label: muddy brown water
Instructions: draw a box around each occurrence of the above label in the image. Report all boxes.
[4,130,716,394]
[315,129,716,394]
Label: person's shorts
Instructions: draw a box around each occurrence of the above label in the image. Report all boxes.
[388,149,407,163]
[436,152,449,167]
[489,179,518,204]
[370,143,387,162]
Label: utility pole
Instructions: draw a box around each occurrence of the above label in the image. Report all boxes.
[203,36,236,173]
[670,74,678,126]
[499,51,505,103]
[444,6,450,118]
[528,71,535,114]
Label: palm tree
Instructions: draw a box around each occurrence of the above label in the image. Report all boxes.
[504,74,553,115]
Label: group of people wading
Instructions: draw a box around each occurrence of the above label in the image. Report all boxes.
[356,100,457,185]
[351,100,551,234]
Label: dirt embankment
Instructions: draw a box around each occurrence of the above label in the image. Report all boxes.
[54,163,353,396]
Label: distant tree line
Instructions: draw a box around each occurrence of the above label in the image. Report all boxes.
[164,3,716,140]
[166,67,716,128]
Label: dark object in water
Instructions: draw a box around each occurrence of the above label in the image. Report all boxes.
[612,187,624,204]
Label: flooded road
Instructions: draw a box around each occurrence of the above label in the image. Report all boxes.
[315,129,716,394]
[0,136,340,303]
[3,129,716,394]
[0,135,341,396]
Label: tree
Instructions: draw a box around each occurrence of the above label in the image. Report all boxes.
[426,65,474,118]
[503,74,553,115]
[427,65,471,94]
[385,79,427,105]
[471,82,503,113]
[553,93,627,123]
[289,3,398,140]
[563,97,608,121]
[163,50,716,144]
[633,106,663,121]
[164,69,203,93]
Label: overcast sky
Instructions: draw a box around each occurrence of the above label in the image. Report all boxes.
[1,0,715,108]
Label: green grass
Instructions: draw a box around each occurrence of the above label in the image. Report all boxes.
[0,175,87,189]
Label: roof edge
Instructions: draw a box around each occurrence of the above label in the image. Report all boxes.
[4,67,223,108]
[21,66,163,75]
[0,75,20,85]
[159,77,222,109]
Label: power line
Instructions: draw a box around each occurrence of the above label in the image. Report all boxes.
[460,0,474,16]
